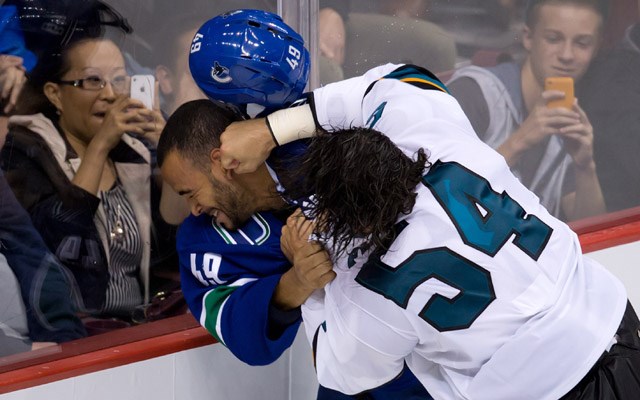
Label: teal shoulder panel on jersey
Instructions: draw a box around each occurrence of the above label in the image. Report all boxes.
[364,64,450,98]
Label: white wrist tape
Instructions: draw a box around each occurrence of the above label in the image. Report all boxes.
[266,103,316,146]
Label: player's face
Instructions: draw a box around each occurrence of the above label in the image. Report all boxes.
[161,150,255,230]
[523,3,602,86]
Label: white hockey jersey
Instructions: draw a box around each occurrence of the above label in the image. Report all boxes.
[303,64,627,400]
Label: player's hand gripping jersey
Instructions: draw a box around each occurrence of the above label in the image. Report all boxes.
[177,211,299,366]
[303,64,627,399]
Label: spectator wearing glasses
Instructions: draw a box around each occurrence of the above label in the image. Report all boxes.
[0,32,166,322]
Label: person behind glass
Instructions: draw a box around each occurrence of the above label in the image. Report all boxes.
[1,34,166,321]
[447,0,608,222]
[0,168,87,356]
[578,0,640,212]
[146,14,208,118]
[156,10,322,367]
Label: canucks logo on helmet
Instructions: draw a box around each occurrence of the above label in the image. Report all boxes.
[211,61,232,83]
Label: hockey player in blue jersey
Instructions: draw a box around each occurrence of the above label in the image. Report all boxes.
[171,10,324,367]
[169,104,334,366]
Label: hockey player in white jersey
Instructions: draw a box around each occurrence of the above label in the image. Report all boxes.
[218,63,640,399]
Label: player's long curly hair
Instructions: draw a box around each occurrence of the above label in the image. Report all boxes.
[281,127,429,257]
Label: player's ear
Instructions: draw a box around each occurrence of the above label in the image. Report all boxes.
[209,148,233,180]
[209,147,221,166]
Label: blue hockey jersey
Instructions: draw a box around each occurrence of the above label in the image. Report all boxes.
[177,211,299,366]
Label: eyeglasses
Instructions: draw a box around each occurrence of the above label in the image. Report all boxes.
[57,76,129,93]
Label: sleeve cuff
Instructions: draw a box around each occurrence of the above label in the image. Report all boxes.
[267,303,302,340]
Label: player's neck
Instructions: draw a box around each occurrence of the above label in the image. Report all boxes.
[241,164,287,211]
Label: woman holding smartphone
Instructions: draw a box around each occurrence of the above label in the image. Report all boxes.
[1,34,170,323]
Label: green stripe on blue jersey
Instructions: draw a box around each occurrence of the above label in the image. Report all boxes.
[201,285,238,345]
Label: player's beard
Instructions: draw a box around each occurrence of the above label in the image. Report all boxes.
[207,173,254,230]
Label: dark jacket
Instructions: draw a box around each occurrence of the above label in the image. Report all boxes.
[0,168,86,342]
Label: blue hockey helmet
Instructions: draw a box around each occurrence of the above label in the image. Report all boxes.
[189,9,310,108]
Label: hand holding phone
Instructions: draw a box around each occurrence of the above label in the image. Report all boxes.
[130,74,155,109]
[545,77,574,109]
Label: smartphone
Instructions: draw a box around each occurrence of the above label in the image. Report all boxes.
[130,74,155,109]
[545,77,574,109]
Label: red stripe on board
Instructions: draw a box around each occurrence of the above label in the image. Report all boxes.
[0,313,202,374]
[570,206,640,252]
[0,326,215,394]
[579,219,640,253]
